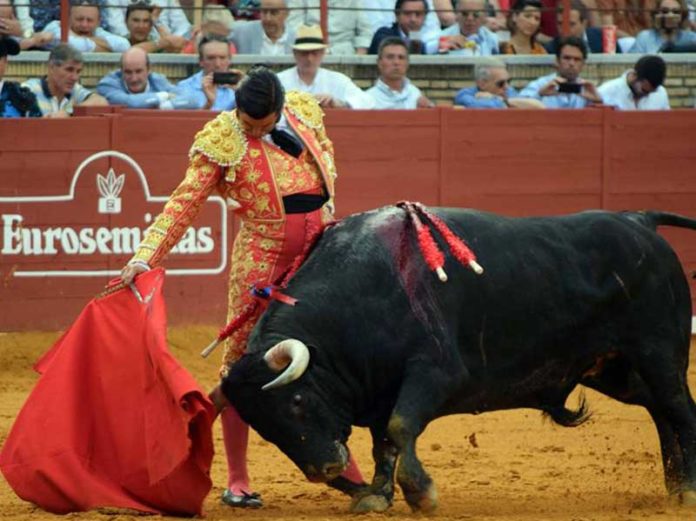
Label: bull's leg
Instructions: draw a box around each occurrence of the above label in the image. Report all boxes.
[589,341,696,503]
[633,351,696,504]
[649,410,687,496]
[387,363,460,513]
[584,364,687,495]
[582,357,687,495]
[349,426,398,513]
[391,414,437,512]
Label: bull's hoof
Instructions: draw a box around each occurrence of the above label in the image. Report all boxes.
[350,494,391,513]
[680,490,696,507]
[404,482,438,514]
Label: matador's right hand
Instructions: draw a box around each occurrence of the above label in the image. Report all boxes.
[120,262,149,284]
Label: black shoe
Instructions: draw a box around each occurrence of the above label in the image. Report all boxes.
[221,489,263,508]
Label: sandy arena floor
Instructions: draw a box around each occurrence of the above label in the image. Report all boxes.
[1,328,696,521]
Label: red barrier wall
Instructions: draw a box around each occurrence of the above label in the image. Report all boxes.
[1,108,695,331]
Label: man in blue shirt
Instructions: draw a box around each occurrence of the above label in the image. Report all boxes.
[0,37,41,117]
[520,36,602,109]
[453,57,543,109]
[454,58,519,108]
[97,47,197,109]
[176,35,237,111]
[42,1,130,53]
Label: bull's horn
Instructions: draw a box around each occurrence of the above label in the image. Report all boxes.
[261,339,310,391]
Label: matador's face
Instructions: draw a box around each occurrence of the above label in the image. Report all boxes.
[237,110,280,139]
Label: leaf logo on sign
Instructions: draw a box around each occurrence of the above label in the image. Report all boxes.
[97,168,125,214]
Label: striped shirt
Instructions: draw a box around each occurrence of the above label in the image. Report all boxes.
[23,77,94,116]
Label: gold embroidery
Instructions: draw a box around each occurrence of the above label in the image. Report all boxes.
[131,153,221,266]
[189,112,247,170]
[285,91,323,129]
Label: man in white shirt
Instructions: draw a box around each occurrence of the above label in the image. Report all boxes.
[367,37,434,109]
[231,0,295,55]
[286,0,372,54]
[598,55,671,110]
[43,1,130,53]
[277,24,374,109]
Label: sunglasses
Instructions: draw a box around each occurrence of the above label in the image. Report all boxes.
[658,8,682,14]
[494,79,510,88]
[459,10,483,18]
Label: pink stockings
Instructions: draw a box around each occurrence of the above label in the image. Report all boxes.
[220,405,365,495]
[221,406,251,495]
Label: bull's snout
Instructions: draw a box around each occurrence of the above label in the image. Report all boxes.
[321,461,346,481]
[304,441,348,482]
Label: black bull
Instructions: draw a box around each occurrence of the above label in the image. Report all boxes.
[218,207,696,513]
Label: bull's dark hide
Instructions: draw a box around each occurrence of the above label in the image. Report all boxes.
[221,207,696,514]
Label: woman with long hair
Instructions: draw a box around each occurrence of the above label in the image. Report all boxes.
[499,0,547,54]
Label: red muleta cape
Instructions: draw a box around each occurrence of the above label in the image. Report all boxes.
[0,269,215,516]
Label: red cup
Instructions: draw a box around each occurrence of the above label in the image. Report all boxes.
[602,25,617,54]
[438,36,450,53]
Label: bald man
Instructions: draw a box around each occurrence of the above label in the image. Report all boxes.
[96,47,196,109]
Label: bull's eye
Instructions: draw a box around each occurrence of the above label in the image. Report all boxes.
[290,394,304,419]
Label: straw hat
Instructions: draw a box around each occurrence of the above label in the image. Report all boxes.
[292,24,327,51]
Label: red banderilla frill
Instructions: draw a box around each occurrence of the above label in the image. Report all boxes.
[200,285,299,358]
[200,221,333,358]
[398,201,484,282]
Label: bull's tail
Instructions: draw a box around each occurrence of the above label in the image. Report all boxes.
[541,392,592,428]
[628,211,696,232]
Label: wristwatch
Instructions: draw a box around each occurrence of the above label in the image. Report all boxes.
[23,28,33,39]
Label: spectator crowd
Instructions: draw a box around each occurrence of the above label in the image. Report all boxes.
[0,0,694,117]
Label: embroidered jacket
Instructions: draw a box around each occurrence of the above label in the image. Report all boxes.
[131,91,337,267]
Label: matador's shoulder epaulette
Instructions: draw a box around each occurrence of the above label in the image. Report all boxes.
[189,111,247,167]
[285,90,324,130]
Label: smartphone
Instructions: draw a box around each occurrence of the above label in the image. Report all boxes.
[212,71,242,85]
[558,82,582,94]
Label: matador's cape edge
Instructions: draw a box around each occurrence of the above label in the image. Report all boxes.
[0,268,215,516]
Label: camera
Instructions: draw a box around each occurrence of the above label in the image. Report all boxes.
[212,71,242,85]
[558,82,582,94]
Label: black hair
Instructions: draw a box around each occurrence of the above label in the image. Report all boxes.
[634,55,667,88]
[126,1,153,21]
[511,0,543,12]
[235,65,285,119]
[377,36,409,58]
[395,0,428,14]
[507,0,543,34]
[198,34,229,60]
[555,35,587,59]
[70,0,100,6]
[557,0,589,21]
